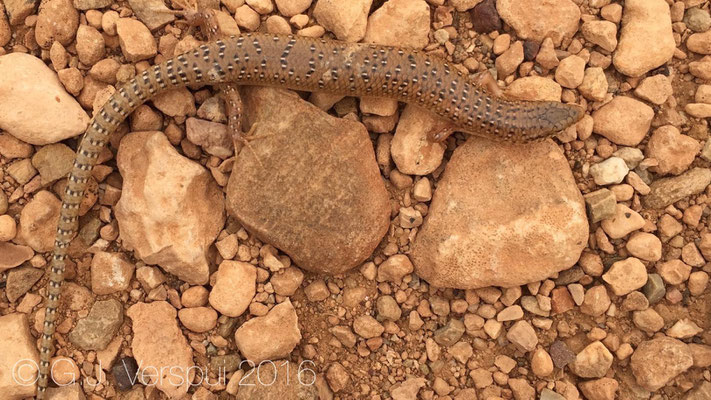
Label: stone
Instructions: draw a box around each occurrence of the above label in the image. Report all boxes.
[687,29,711,54]
[50,356,80,386]
[313,0,372,42]
[151,88,195,117]
[646,126,700,176]
[69,299,123,350]
[690,56,711,79]
[550,340,576,369]
[116,18,157,62]
[580,285,611,316]
[209,261,255,317]
[275,0,311,16]
[234,359,318,399]
[411,138,588,289]
[602,257,648,296]
[584,189,616,223]
[555,55,586,89]
[578,67,608,102]
[115,131,225,285]
[688,271,709,296]
[581,20,618,52]
[685,7,711,32]
[376,295,402,321]
[572,341,613,378]
[75,24,104,66]
[4,0,38,25]
[0,243,33,273]
[506,76,562,102]
[31,143,75,185]
[35,0,79,47]
[7,159,36,185]
[0,314,39,399]
[593,96,653,146]
[643,168,711,209]
[506,320,537,352]
[630,336,693,391]
[613,0,675,77]
[657,259,691,285]
[234,300,301,363]
[185,118,233,159]
[178,307,218,333]
[325,362,350,393]
[234,5,260,31]
[91,252,134,295]
[666,318,703,339]
[633,309,664,333]
[495,40,524,78]
[353,315,384,338]
[601,204,645,239]
[634,74,673,105]
[643,273,666,303]
[391,105,446,175]
[45,383,86,399]
[590,157,629,185]
[127,0,175,31]
[127,301,194,398]
[16,190,60,253]
[496,0,580,46]
[363,0,430,49]
[685,103,711,118]
[686,382,711,400]
[0,216,15,242]
[531,347,554,377]
[625,232,661,261]
[579,378,619,400]
[434,319,465,346]
[391,377,427,400]
[270,267,304,296]
[471,0,501,34]
[304,279,330,302]
[0,133,33,159]
[6,267,43,302]
[0,53,89,145]
[226,87,389,275]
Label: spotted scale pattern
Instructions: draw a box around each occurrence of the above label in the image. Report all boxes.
[37,32,583,399]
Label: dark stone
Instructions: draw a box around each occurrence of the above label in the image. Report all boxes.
[471,0,501,34]
[112,357,138,391]
[549,340,576,369]
[643,273,666,304]
[209,354,242,374]
[555,266,584,285]
[6,266,44,302]
[235,358,319,400]
[68,299,124,350]
[523,40,540,61]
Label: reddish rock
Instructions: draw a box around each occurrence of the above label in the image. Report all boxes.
[226,87,389,275]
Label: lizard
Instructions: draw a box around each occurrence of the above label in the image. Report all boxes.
[35,9,584,399]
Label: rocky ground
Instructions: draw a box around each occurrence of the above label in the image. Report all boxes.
[0,0,710,399]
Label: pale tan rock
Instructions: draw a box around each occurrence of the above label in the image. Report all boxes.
[506,76,562,102]
[0,53,90,145]
[178,307,218,333]
[0,214,16,242]
[580,285,611,316]
[495,40,524,78]
[572,341,613,378]
[666,318,702,339]
[151,88,196,117]
[363,0,430,49]
[506,320,537,352]
[275,0,311,16]
[76,24,105,65]
[0,313,39,399]
[127,0,175,30]
[209,260,255,317]
[685,103,711,118]
[234,300,301,363]
[234,358,318,399]
[116,18,157,62]
[391,105,446,175]
[16,190,60,253]
[625,232,662,261]
[0,243,33,273]
[646,125,700,175]
[601,204,645,239]
[411,138,588,289]
[582,20,618,52]
[45,383,86,399]
[246,0,273,14]
[126,302,194,398]
[630,336,693,391]
[634,74,673,105]
[115,131,225,285]
[602,257,648,296]
[91,252,134,295]
[613,0,675,77]
[185,117,232,159]
[234,5,260,31]
[555,55,586,89]
[690,56,711,80]
[313,0,372,42]
[531,348,554,377]
[633,309,664,333]
[592,96,653,146]
[226,87,389,275]
[687,29,711,54]
[35,0,79,48]
[578,67,608,102]
[496,0,580,46]
[50,356,80,385]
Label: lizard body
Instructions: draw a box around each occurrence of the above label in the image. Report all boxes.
[37,32,583,398]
